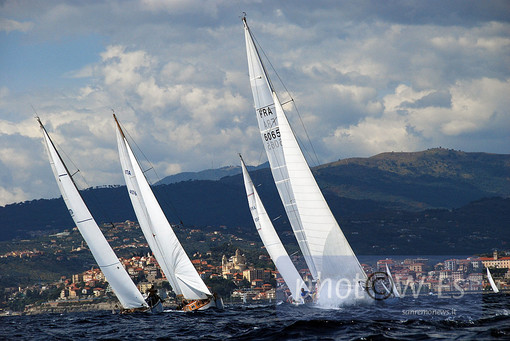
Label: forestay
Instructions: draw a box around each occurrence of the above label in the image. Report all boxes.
[39,118,147,310]
[114,115,210,300]
[240,155,309,301]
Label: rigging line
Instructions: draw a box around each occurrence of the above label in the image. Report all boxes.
[252,33,321,168]
[33,111,83,182]
[73,175,116,231]
[116,115,185,226]
[118,119,158,183]
[290,100,321,168]
[48,132,83,183]
[39,114,115,229]
[248,29,319,279]
[257,150,264,169]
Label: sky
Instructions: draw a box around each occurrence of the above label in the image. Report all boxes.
[0,0,509,207]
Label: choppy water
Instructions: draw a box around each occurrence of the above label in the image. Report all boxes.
[1,294,509,340]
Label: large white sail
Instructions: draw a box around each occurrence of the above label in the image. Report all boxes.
[240,155,309,301]
[38,118,147,310]
[114,115,211,300]
[243,17,367,303]
[243,17,317,280]
[487,268,500,293]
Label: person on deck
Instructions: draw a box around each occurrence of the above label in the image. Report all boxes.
[300,287,312,303]
[286,291,294,304]
[146,286,162,307]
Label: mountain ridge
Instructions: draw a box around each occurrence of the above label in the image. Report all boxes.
[155,162,269,185]
[0,148,508,254]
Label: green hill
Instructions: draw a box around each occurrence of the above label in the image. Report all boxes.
[315,148,510,210]
[0,148,508,255]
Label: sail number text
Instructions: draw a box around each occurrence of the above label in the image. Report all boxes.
[263,128,280,141]
[258,106,273,118]
[263,128,282,150]
[258,106,278,129]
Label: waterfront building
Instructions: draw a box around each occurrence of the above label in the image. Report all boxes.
[221,249,247,275]
[479,250,510,269]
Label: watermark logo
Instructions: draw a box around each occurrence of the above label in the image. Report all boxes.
[365,272,394,300]
[402,308,457,316]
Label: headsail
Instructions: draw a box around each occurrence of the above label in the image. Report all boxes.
[114,114,211,300]
[243,17,367,303]
[38,118,147,310]
[240,154,309,301]
[487,268,500,293]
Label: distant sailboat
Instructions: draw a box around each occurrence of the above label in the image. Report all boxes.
[38,117,148,311]
[240,154,310,303]
[113,114,222,311]
[487,268,500,293]
[385,264,401,298]
[243,16,369,305]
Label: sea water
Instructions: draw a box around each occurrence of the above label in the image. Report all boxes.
[1,294,509,340]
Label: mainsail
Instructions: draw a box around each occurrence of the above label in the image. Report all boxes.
[240,154,309,301]
[114,114,211,300]
[487,268,500,293]
[38,118,147,310]
[243,17,367,302]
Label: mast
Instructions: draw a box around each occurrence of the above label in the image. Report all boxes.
[38,117,147,310]
[242,16,276,93]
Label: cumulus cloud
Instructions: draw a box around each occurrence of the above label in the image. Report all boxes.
[0,1,508,206]
[0,18,33,33]
[324,77,510,157]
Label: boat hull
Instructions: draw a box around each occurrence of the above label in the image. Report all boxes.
[181,296,224,312]
[182,299,213,312]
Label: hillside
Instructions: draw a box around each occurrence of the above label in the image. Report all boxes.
[316,148,510,210]
[0,148,508,254]
[155,163,269,185]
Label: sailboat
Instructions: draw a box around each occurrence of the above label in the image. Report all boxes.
[486,268,500,293]
[113,114,222,311]
[37,117,148,312]
[240,154,310,304]
[242,16,369,305]
[385,264,401,298]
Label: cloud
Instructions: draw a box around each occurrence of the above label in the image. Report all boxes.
[0,186,31,205]
[324,77,510,157]
[0,18,33,33]
[0,1,508,206]
[402,91,452,109]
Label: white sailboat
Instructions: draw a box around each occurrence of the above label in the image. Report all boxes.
[240,154,310,303]
[487,268,500,293]
[113,114,221,311]
[37,117,148,311]
[385,264,401,298]
[242,16,369,305]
